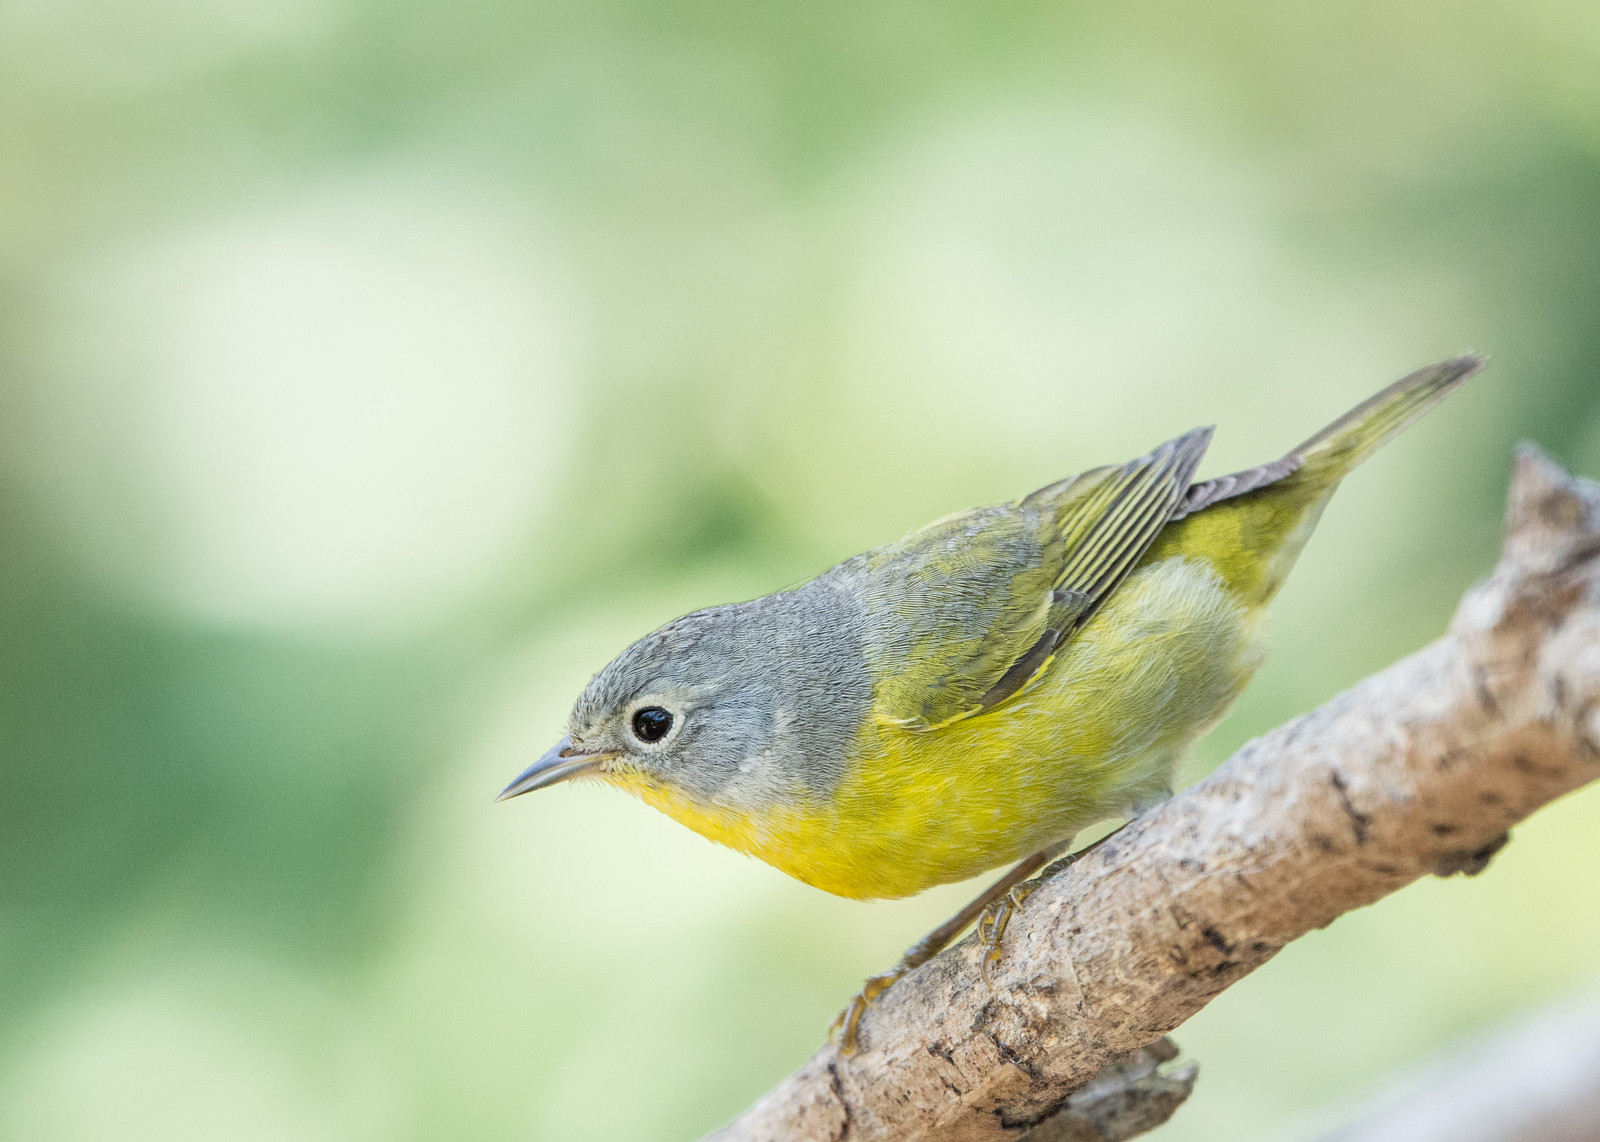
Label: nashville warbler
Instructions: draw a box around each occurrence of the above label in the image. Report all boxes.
[499,356,1483,1051]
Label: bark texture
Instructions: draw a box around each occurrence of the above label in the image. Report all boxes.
[706,446,1600,1142]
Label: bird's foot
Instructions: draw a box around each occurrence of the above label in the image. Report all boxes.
[826,845,1084,1055]
[977,882,1041,988]
[829,969,905,1056]
[974,823,1134,987]
[830,926,951,1054]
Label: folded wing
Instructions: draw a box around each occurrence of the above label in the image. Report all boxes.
[864,428,1213,730]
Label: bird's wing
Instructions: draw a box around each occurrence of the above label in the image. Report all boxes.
[865,428,1213,730]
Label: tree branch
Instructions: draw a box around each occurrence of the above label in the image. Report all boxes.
[705,445,1600,1142]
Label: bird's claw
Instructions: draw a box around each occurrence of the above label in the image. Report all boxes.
[829,969,903,1055]
[977,882,1039,989]
[829,846,1081,1052]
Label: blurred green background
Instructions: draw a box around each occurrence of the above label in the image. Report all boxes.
[2,2,1599,1139]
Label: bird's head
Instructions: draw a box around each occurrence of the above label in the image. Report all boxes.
[497,599,858,808]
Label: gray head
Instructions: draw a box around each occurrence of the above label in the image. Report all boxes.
[496,581,874,810]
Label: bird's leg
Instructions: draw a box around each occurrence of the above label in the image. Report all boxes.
[976,805,1162,986]
[829,803,1170,1054]
[975,832,1114,986]
[829,843,1068,1054]
[974,836,1077,988]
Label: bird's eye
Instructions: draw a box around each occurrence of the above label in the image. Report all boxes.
[631,706,674,743]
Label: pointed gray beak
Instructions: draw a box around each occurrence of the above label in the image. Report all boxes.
[496,736,615,801]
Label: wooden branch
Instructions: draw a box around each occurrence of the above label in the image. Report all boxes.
[705,445,1600,1142]
[1014,1039,1195,1142]
[1318,983,1600,1142]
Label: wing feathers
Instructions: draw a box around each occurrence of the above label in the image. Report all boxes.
[969,427,1213,714]
[868,427,1216,729]
[1053,427,1212,606]
[1172,454,1302,519]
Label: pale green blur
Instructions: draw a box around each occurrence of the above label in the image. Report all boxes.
[0,3,1596,1140]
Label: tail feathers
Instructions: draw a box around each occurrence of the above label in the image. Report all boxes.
[1173,355,1484,521]
[1151,354,1485,608]
[1291,354,1485,479]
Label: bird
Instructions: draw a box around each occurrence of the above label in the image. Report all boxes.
[498,355,1483,1052]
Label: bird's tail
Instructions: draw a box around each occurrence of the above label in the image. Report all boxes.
[1149,354,1486,607]
[1290,354,1485,482]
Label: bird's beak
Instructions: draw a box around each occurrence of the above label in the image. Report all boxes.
[496,736,616,801]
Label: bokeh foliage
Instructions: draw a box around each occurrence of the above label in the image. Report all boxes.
[1,1,1599,1139]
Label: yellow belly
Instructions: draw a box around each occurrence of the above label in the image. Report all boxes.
[610,556,1265,899]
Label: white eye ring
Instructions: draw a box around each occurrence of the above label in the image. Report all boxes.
[629,704,676,745]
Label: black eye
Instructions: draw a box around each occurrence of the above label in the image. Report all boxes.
[631,706,674,743]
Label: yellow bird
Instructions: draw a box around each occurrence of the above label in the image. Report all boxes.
[499,356,1482,1050]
